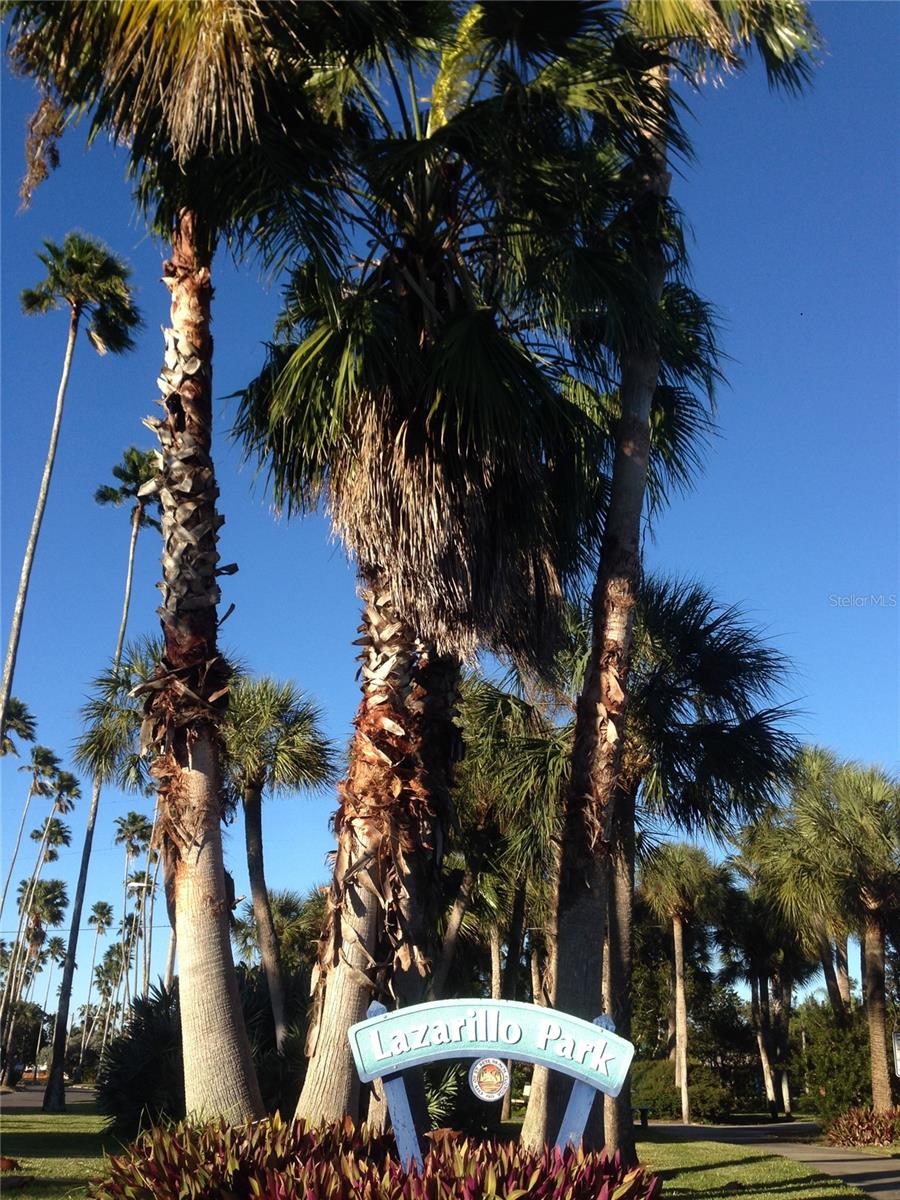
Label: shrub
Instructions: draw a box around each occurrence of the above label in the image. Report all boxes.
[89,1114,661,1199]
[631,1058,734,1122]
[797,1006,873,1121]
[826,1106,900,1147]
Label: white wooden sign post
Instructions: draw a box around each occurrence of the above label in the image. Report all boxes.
[349,998,635,1171]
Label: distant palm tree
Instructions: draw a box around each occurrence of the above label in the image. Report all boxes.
[32,934,66,1079]
[79,901,113,1068]
[1,744,60,920]
[641,843,726,1124]
[232,887,328,975]
[0,232,140,734]
[222,677,335,1053]
[1,696,37,757]
[113,812,152,1014]
[94,447,162,664]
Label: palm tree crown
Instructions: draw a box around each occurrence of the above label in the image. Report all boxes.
[21,232,141,354]
[1,697,37,757]
[94,446,162,532]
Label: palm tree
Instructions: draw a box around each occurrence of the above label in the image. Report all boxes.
[78,901,113,1069]
[237,11,684,1120]
[222,677,335,1053]
[94,447,162,664]
[0,233,140,734]
[232,886,327,975]
[552,0,819,1079]
[113,812,152,1015]
[1,744,60,920]
[43,636,156,1112]
[758,755,899,1111]
[639,843,726,1124]
[7,0,435,1124]
[1,696,37,757]
[1,878,67,1086]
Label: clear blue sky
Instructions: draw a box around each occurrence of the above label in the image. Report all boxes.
[2,3,898,1018]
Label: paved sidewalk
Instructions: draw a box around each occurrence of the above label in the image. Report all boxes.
[654,1121,900,1200]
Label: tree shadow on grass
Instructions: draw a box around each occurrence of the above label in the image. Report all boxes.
[659,1173,854,1198]
[0,1131,116,1160]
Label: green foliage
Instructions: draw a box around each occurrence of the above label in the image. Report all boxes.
[95,984,184,1133]
[826,1106,900,1147]
[631,1059,734,1123]
[797,1002,872,1121]
[89,1114,661,1200]
[96,965,313,1133]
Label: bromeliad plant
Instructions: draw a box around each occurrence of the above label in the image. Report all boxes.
[90,1114,661,1200]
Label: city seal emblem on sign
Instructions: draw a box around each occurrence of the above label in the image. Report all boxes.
[468,1057,510,1102]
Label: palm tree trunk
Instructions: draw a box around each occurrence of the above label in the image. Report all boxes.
[428,864,476,1000]
[672,913,690,1124]
[835,937,851,1010]
[113,504,142,666]
[816,922,847,1024]
[164,930,177,992]
[773,971,792,1116]
[297,577,449,1126]
[33,962,55,1079]
[604,783,637,1164]
[862,915,892,1112]
[175,733,263,1121]
[243,782,288,1054]
[78,927,101,1069]
[750,974,777,1109]
[0,783,36,921]
[551,120,669,1137]
[45,484,141,1109]
[520,929,556,1152]
[500,882,527,1121]
[489,926,503,1002]
[0,308,79,734]
[144,850,163,996]
[133,208,261,1122]
[119,853,132,1013]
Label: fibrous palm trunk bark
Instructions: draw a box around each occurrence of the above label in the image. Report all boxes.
[603,783,637,1164]
[672,913,690,1125]
[297,580,435,1125]
[0,309,79,735]
[862,915,892,1112]
[45,497,144,1109]
[133,208,261,1123]
[835,937,852,1011]
[243,782,288,1053]
[549,104,669,1139]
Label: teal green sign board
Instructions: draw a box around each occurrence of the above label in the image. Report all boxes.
[349,999,635,1170]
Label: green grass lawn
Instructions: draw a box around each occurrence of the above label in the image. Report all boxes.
[0,1103,117,1200]
[0,1104,878,1200]
[637,1133,869,1199]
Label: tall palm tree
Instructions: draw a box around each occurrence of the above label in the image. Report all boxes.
[552,0,819,1082]
[94,446,162,663]
[1,744,60,920]
[112,811,152,1014]
[641,842,726,1124]
[222,677,335,1053]
[1,696,37,758]
[7,0,435,1124]
[757,755,899,1111]
[79,900,113,1069]
[0,233,140,734]
[237,10,685,1120]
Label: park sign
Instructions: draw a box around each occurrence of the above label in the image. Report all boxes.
[350,998,633,1097]
[349,998,635,1170]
